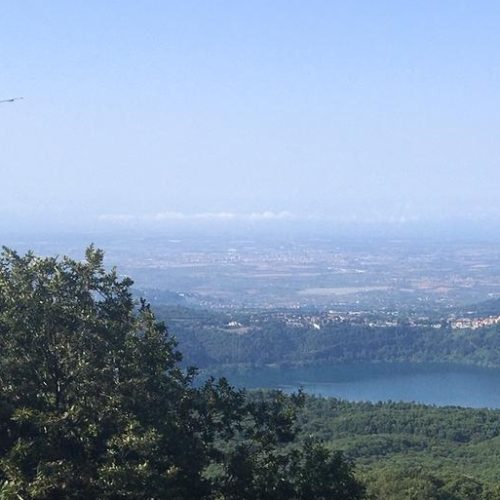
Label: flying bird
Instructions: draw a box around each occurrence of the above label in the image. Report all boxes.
[0,97,23,104]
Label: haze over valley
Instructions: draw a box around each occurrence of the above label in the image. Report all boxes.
[3,1,500,498]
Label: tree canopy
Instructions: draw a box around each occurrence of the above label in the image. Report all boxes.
[0,246,364,499]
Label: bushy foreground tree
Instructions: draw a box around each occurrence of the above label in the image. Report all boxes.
[0,247,364,499]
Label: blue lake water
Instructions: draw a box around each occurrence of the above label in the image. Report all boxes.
[207,363,500,408]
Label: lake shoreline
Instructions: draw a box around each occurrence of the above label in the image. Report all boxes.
[201,361,500,409]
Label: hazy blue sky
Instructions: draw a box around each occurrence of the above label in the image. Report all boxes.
[2,1,500,231]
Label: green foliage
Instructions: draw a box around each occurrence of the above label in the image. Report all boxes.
[209,391,364,500]
[295,397,500,499]
[0,247,364,499]
[159,306,500,369]
[0,246,207,498]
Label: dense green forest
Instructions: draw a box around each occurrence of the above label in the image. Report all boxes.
[157,306,500,369]
[294,397,500,499]
[1,247,500,499]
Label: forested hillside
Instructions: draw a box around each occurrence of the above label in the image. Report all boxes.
[159,306,500,369]
[294,397,500,499]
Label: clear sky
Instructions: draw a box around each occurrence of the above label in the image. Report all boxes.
[2,1,500,231]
